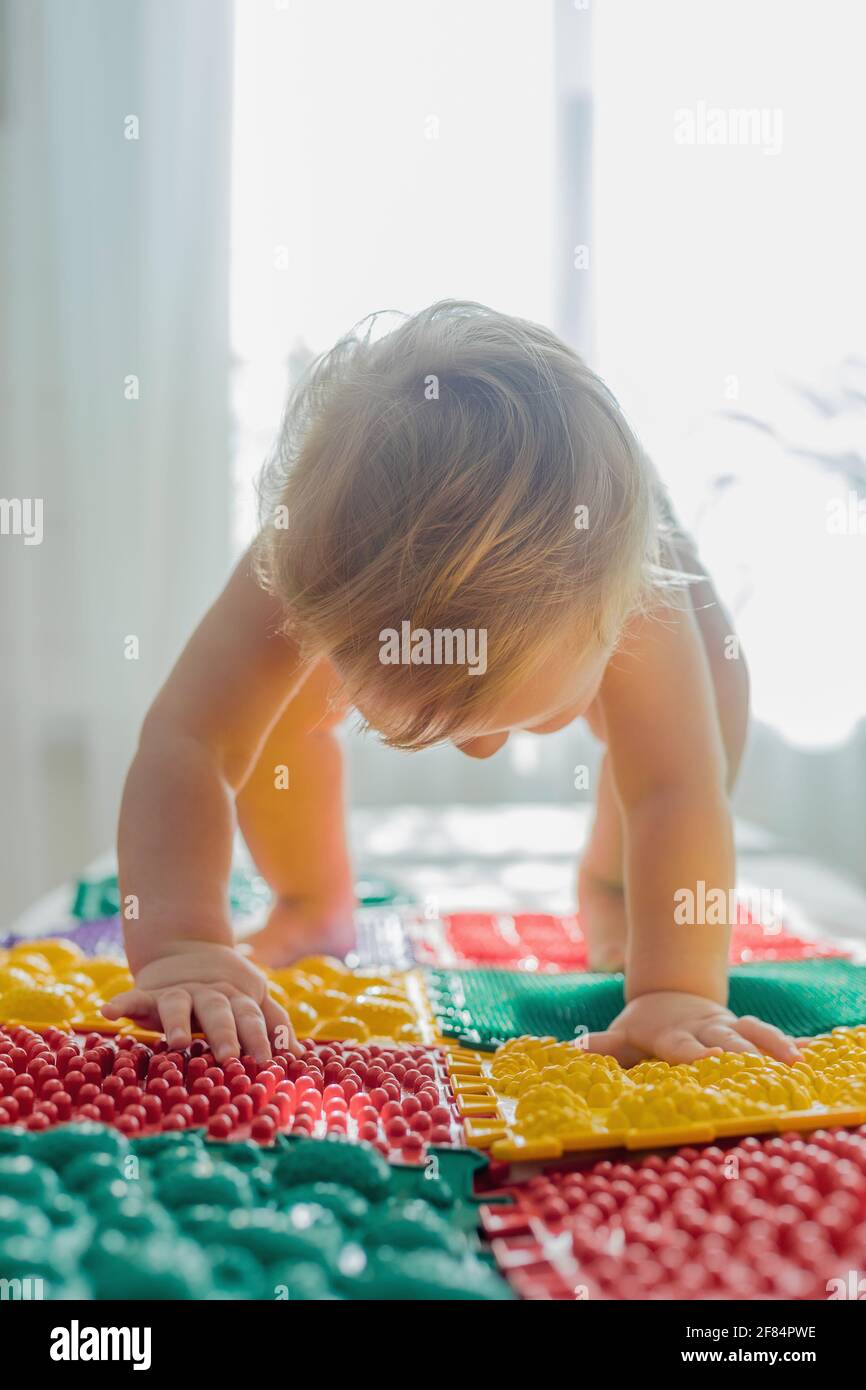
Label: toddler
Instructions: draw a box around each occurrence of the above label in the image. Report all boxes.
[106,301,799,1070]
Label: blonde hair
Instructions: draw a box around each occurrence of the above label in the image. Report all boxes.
[256,300,661,749]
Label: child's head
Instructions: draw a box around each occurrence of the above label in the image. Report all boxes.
[257,300,660,751]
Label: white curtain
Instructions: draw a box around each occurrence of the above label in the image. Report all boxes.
[0,0,234,922]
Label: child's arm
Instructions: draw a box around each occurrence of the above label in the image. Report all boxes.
[585,588,799,1066]
[104,550,311,1062]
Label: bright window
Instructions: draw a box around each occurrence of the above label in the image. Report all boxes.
[231,0,555,542]
[593,0,866,747]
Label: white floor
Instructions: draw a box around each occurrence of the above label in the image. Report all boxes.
[11,803,866,958]
[350,803,866,956]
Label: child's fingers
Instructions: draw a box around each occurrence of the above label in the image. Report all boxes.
[156,987,193,1050]
[231,996,271,1064]
[736,1015,801,1063]
[697,1023,762,1056]
[192,989,241,1062]
[262,995,303,1056]
[102,988,158,1025]
[655,1029,725,1064]
[580,1030,644,1068]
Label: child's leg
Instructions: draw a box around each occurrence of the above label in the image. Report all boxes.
[579,755,627,970]
[236,658,356,965]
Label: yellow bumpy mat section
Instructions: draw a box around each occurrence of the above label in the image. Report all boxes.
[267,956,435,1043]
[446,1029,866,1160]
[0,940,435,1044]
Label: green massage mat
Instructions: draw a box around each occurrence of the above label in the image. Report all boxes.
[427,959,866,1050]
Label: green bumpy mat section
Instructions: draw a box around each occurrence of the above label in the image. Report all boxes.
[428,959,866,1049]
[71,868,272,922]
[0,1124,511,1300]
[70,868,411,922]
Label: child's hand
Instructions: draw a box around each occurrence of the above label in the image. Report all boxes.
[583,990,801,1067]
[102,941,301,1064]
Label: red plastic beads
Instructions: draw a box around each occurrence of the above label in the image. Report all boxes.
[481,1129,866,1299]
[0,1026,462,1160]
[436,911,848,972]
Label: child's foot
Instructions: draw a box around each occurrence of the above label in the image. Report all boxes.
[242,896,357,968]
